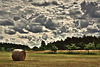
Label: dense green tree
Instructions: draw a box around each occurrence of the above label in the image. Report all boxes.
[76,42,84,50]
[51,45,58,53]
[47,43,54,50]
[70,44,80,50]
[32,46,38,51]
[39,40,47,51]
[62,45,68,50]
[67,44,80,52]
[39,47,46,51]
[41,40,46,47]
[96,44,100,50]
[84,43,95,54]
[66,45,72,52]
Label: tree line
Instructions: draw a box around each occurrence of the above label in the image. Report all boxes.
[0,42,30,51]
[1,35,100,53]
[46,35,100,50]
[32,36,100,53]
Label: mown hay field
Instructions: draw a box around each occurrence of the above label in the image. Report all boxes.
[0,50,100,67]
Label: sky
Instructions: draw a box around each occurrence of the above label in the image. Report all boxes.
[0,0,100,48]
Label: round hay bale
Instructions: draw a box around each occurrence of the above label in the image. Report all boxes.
[12,49,26,61]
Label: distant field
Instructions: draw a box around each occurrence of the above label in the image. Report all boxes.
[0,51,100,67]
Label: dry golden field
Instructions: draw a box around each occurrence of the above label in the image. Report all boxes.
[0,50,100,67]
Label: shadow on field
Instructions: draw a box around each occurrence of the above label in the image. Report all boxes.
[11,60,39,62]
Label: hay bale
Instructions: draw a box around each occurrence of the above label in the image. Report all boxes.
[12,49,26,61]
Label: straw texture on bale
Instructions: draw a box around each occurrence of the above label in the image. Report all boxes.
[12,49,26,61]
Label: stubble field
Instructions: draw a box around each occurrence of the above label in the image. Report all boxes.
[0,50,100,67]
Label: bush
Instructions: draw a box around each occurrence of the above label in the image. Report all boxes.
[51,46,58,53]
[0,47,5,51]
[84,43,95,54]
[70,44,80,50]
[76,42,84,50]
[96,44,100,50]
[39,47,46,51]
[66,44,80,52]
[62,45,67,50]
[6,48,14,52]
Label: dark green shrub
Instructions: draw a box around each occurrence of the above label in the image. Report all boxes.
[6,48,14,52]
[84,43,95,54]
[70,44,80,50]
[67,44,80,53]
[96,44,100,50]
[0,47,5,51]
[51,46,58,53]
[39,47,46,51]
